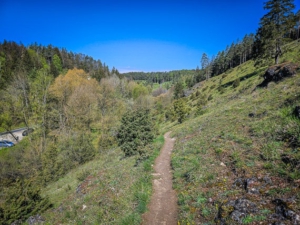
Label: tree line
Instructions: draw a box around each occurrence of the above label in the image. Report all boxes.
[0,41,154,224]
[123,69,199,84]
[0,40,123,89]
[201,0,299,78]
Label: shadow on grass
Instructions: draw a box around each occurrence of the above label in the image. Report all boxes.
[220,68,265,88]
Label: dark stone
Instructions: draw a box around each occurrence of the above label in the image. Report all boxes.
[233,178,245,189]
[292,213,300,225]
[233,177,260,194]
[245,178,260,194]
[263,176,272,185]
[230,199,258,223]
[248,188,260,194]
[248,113,255,118]
[245,177,257,190]
[293,106,300,119]
[258,63,298,87]
[281,154,299,168]
[233,198,258,214]
[231,210,246,222]
[215,198,258,224]
[76,184,82,194]
[272,198,300,223]
[26,215,45,225]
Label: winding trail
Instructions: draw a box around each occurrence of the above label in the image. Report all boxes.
[142,132,178,225]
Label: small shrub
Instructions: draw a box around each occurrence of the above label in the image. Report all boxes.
[77,170,90,182]
[1,179,52,224]
[232,78,240,88]
[197,94,208,106]
[173,99,190,123]
[117,109,154,157]
[218,86,225,94]
[195,106,207,116]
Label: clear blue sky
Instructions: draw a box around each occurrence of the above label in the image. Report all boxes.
[1,0,299,72]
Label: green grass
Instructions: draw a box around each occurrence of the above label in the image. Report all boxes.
[167,42,300,224]
[20,41,300,224]
[41,136,164,224]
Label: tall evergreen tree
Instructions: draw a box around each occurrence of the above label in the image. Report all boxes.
[256,0,295,64]
[201,53,211,80]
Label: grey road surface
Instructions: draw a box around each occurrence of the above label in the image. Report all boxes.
[0,128,28,143]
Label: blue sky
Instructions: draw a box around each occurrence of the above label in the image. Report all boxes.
[1,0,299,72]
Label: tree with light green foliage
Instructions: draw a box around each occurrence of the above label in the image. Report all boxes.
[173,98,190,123]
[132,83,149,99]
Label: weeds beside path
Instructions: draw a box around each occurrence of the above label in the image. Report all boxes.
[142,132,178,225]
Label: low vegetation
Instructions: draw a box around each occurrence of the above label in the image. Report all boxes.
[40,135,164,225]
[1,1,299,224]
[168,41,300,224]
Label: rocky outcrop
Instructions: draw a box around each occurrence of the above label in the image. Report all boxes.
[26,215,45,225]
[215,198,258,224]
[271,199,300,225]
[214,176,300,224]
[259,63,299,87]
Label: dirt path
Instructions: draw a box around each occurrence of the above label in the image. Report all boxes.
[142,132,178,225]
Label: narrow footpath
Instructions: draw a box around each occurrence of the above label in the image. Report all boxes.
[142,132,178,225]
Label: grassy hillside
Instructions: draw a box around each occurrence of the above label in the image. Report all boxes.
[33,41,300,225]
[168,41,300,224]
[39,136,164,225]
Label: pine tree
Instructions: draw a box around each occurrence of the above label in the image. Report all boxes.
[1,179,51,224]
[174,82,184,99]
[256,0,295,64]
[173,99,189,123]
[201,53,211,80]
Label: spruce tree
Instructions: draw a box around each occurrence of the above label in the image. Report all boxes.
[117,109,154,157]
[2,179,51,224]
[201,53,211,80]
[256,0,295,64]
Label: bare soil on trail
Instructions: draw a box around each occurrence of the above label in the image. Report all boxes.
[142,132,178,225]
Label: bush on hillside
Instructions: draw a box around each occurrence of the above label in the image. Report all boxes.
[117,109,154,157]
[233,78,240,88]
[173,99,190,123]
[0,179,51,225]
[41,133,95,184]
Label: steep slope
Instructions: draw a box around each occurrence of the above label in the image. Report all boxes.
[169,42,300,224]
[40,137,164,224]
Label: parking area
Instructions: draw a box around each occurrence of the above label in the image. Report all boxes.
[0,128,28,144]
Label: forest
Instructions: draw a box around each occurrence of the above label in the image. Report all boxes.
[0,0,300,224]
